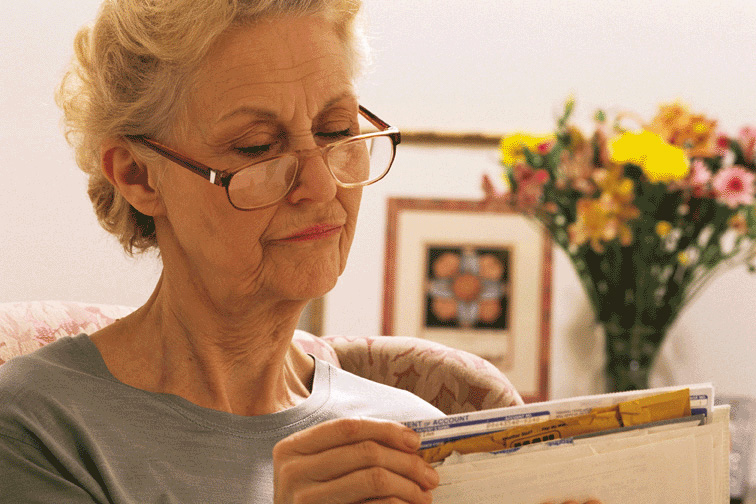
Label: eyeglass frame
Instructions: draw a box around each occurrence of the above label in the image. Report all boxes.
[124,105,401,211]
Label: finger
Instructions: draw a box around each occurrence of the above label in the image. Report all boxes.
[276,417,421,456]
[303,441,439,490]
[299,466,432,504]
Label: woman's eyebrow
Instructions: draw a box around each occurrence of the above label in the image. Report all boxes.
[217,91,358,125]
[217,106,278,124]
[320,91,358,112]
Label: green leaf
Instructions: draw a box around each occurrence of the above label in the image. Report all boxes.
[557,98,575,129]
[523,148,543,168]
[729,139,747,166]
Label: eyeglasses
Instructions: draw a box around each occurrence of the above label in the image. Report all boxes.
[125,105,400,210]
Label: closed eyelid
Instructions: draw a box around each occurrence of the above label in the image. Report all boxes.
[212,99,359,152]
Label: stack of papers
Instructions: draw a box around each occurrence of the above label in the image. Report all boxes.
[404,384,729,503]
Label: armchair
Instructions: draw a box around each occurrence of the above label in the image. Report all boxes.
[0,301,522,414]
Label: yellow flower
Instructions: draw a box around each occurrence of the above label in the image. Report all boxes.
[728,213,748,235]
[499,133,554,166]
[655,221,672,238]
[677,251,690,265]
[609,130,690,183]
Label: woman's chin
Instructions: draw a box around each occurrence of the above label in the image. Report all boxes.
[286,275,338,301]
[274,252,343,300]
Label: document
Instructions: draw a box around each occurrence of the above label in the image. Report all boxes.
[404,384,729,504]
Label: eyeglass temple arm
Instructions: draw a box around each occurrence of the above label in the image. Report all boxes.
[124,135,229,187]
[359,106,401,145]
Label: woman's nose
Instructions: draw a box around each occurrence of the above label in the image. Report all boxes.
[285,150,338,205]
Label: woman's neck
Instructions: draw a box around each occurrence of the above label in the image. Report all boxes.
[90,272,315,416]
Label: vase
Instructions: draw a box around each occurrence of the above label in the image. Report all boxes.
[602,322,664,392]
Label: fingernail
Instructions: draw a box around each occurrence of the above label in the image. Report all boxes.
[422,489,434,503]
[424,465,440,488]
[403,429,421,450]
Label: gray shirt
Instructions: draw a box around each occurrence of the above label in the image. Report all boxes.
[0,334,443,503]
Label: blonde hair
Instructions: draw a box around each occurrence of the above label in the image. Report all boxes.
[57,0,366,254]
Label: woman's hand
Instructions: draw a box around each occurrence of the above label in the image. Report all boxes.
[273,417,439,504]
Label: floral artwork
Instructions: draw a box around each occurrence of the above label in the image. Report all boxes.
[486,98,756,391]
[424,246,510,330]
[383,197,551,402]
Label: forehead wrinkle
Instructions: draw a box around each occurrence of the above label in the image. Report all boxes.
[213,68,351,125]
[193,21,353,135]
[221,66,332,92]
[216,50,346,86]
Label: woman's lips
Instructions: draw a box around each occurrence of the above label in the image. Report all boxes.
[278,224,342,242]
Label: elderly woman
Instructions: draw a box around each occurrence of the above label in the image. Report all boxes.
[0,1,602,503]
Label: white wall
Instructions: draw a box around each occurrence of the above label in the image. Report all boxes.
[1,0,163,307]
[3,0,756,471]
[338,0,756,399]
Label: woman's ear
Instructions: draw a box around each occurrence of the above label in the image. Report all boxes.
[101,139,166,217]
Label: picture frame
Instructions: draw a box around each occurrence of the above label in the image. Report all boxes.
[383,197,551,402]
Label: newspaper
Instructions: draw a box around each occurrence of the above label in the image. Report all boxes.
[403,384,728,504]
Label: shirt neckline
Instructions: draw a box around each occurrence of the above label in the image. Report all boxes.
[68,333,333,436]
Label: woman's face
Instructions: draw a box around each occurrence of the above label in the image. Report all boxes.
[152,16,362,306]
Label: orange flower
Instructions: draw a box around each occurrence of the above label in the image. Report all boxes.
[568,166,639,252]
[593,166,635,204]
[568,199,612,252]
[647,102,718,157]
[568,196,637,252]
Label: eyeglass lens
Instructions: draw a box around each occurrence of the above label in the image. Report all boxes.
[227,135,394,209]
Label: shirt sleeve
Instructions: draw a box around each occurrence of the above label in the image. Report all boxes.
[0,433,99,504]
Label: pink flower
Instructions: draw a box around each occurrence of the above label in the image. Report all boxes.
[687,159,712,195]
[715,135,730,156]
[511,163,550,211]
[711,165,756,208]
[738,126,756,162]
[536,140,555,155]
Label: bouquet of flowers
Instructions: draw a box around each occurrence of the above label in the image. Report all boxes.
[487,99,756,391]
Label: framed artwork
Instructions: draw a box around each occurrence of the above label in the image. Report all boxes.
[383,197,551,402]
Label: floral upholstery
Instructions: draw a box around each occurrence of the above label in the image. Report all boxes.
[323,335,522,413]
[0,301,521,414]
[0,301,135,364]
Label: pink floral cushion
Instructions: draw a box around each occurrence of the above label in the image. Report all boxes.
[0,301,135,365]
[322,335,523,413]
[292,330,340,366]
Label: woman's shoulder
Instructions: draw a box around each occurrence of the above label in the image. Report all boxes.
[0,335,106,424]
[0,334,96,382]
